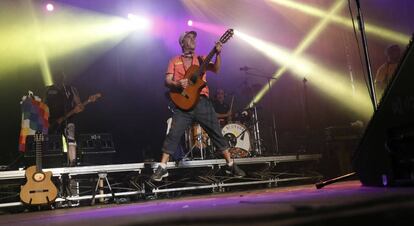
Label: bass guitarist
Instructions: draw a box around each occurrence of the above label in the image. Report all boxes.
[45,70,84,167]
[151,30,245,181]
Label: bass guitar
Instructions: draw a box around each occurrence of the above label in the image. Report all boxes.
[51,93,102,129]
[169,29,234,110]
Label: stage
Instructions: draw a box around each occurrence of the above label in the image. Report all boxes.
[1,0,414,225]
[0,154,322,208]
[1,180,414,226]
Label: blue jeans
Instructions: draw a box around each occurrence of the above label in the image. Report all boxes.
[162,97,229,155]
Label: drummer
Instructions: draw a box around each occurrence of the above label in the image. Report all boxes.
[212,88,233,127]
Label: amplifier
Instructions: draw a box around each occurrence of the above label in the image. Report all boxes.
[77,133,116,165]
[324,125,362,176]
[24,134,65,168]
[324,125,362,141]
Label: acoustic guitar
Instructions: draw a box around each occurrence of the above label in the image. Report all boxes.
[169,29,234,110]
[20,132,58,205]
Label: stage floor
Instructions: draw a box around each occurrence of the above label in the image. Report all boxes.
[1,180,414,226]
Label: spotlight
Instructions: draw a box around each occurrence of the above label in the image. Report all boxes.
[268,0,409,45]
[46,3,54,12]
[127,13,135,20]
[187,20,193,27]
[127,13,151,30]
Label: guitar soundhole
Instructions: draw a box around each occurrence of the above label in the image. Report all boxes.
[33,172,45,182]
[181,91,189,99]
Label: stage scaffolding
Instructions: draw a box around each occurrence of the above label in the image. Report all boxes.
[0,154,322,209]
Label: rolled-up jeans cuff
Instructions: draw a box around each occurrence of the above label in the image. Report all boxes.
[67,141,77,146]
[162,148,174,155]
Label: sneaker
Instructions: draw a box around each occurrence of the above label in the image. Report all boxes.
[151,165,169,182]
[224,163,246,178]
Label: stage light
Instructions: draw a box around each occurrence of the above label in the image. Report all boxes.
[267,0,410,45]
[46,3,54,12]
[187,20,193,26]
[183,20,226,36]
[236,0,373,118]
[0,1,138,84]
[246,0,346,105]
[236,30,373,118]
[181,0,373,117]
[127,13,151,30]
[127,13,135,20]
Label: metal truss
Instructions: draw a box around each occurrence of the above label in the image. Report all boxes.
[0,154,322,209]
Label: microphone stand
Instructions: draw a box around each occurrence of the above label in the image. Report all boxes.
[355,0,377,110]
[302,77,310,153]
[315,0,375,189]
[244,70,279,155]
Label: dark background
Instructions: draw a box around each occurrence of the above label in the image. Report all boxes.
[1,0,413,168]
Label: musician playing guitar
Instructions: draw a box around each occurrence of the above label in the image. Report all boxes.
[44,70,84,167]
[151,30,245,181]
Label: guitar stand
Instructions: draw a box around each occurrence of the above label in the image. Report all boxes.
[91,171,115,205]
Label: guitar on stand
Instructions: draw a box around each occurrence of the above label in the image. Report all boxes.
[20,132,58,205]
[169,29,234,110]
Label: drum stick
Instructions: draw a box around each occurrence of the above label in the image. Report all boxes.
[229,95,235,113]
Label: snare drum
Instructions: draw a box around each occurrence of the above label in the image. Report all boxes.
[221,122,251,158]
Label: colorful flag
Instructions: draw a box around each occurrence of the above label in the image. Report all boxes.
[18,92,49,152]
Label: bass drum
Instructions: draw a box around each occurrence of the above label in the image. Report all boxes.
[221,123,251,158]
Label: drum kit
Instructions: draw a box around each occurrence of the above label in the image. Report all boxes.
[166,105,263,160]
[221,106,262,158]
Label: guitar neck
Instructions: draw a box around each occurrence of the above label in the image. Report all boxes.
[197,47,217,75]
[62,100,90,121]
[197,28,232,74]
[189,48,216,83]
[35,133,43,172]
[80,99,91,108]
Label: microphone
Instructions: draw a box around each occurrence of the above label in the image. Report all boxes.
[239,66,250,71]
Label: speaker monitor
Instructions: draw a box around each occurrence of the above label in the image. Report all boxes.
[353,36,414,186]
[24,134,65,168]
[77,133,116,165]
